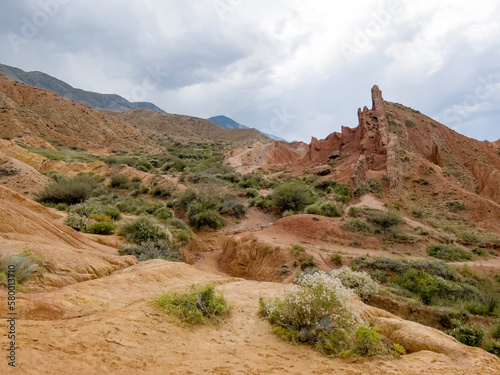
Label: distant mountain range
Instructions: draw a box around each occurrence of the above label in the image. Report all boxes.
[208,115,288,142]
[0,63,165,113]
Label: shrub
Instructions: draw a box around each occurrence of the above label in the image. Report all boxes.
[307,201,343,217]
[260,272,358,355]
[173,189,198,211]
[119,216,172,243]
[343,218,370,233]
[103,206,122,221]
[364,209,402,228]
[352,325,393,357]
[249,195,273,210]
[150,185,172,198]
[170,218,188,230]
[330,253,343,266]
[219,199,247,218]
[86,221,117,235]
[186,202,225,230]
[291,244,306,255]
[330,267,379,301]
[119,240,181,261]
[426,244,472,261]
[35,174,102,205]
[486,340,500,357]
[271,180,316,213]
[472,247,487,257]
[447,324,484,347]
[0,165,20,176]
[238,174,266,189]
[153,207,174,220]
[155,283,231,325]
[245,188,260,198]
[282,210,295,217]
[64,213,92,232]
[109,174,131,189]
[0,251,38,284]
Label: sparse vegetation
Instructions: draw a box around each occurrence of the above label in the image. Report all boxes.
[119,216,172,243]
[155,283,231,325]
[36,173,104,205]
[0,251,39,285]
[119,240,181,261]
[271,180,316,213]
[447,324,484,347]
[426,244,472,261]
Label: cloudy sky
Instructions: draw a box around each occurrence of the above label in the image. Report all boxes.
[1,0,499,142]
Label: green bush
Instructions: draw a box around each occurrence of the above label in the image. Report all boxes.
[187,203,225,230]
[35,173,103,205]
[64,212,92,232]
[306,201,343,217]
[447,324,484,347]
[426,244,472,261]
[155,283,231,325]
[486,340,500,357]
[153,207,174,220]
[173,189,198,211]
[109,174,131,189]
[119,240,181,261]
[364,209,402,228]
[249,195,273,210]
[150,185,172,198]
[331,253,343,266]
[343,218,370,233]
[86,221,117,235]
[245,188,260,198]
[119,216,172,243]
[271,180,316,213]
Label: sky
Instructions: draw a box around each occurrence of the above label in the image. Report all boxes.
[0,0,499,143]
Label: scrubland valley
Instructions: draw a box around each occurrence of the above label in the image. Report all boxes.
[1,74,500,374]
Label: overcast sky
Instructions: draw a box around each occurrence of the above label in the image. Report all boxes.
[1,0,499,142]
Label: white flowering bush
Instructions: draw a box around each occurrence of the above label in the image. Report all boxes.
[329,267,379,301]
[260,271,360,355]
[260,271,402,357]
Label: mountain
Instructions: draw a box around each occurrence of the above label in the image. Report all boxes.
[208,115,288,142]
[0,75,157,152]
[107,109,272,145]
[0,63,165,113]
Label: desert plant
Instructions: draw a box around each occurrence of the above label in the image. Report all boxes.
[0,251,38,284]
[86,221,117,235]
[330,267,379,301]
[426,244,472,261]
[343,218,370,233]
[119,216,172,243]
[35,173,103,205]
[447,324,484,347]
[330,253,343,266]
[150,185,172,198]
[109,174,131,189]
[155,283,231,325]
[119,240,181,261]
[259,272,359,355]
[271,180,316,213]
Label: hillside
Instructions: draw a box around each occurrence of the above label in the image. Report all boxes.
[1,84,500,374]
[107,109,272,144]
[208,114,289,142]
[0,76,157,153]
[0,63,164,113]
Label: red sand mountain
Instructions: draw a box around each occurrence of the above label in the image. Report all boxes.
[0,76,157,153]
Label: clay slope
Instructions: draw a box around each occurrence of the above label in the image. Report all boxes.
[2,258,499,374]
[106,108,271,144]
[225,141,304,173]
[0,186,136,290]
[0,76,157,153]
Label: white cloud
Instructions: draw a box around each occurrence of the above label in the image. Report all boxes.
[1,0,500,142]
